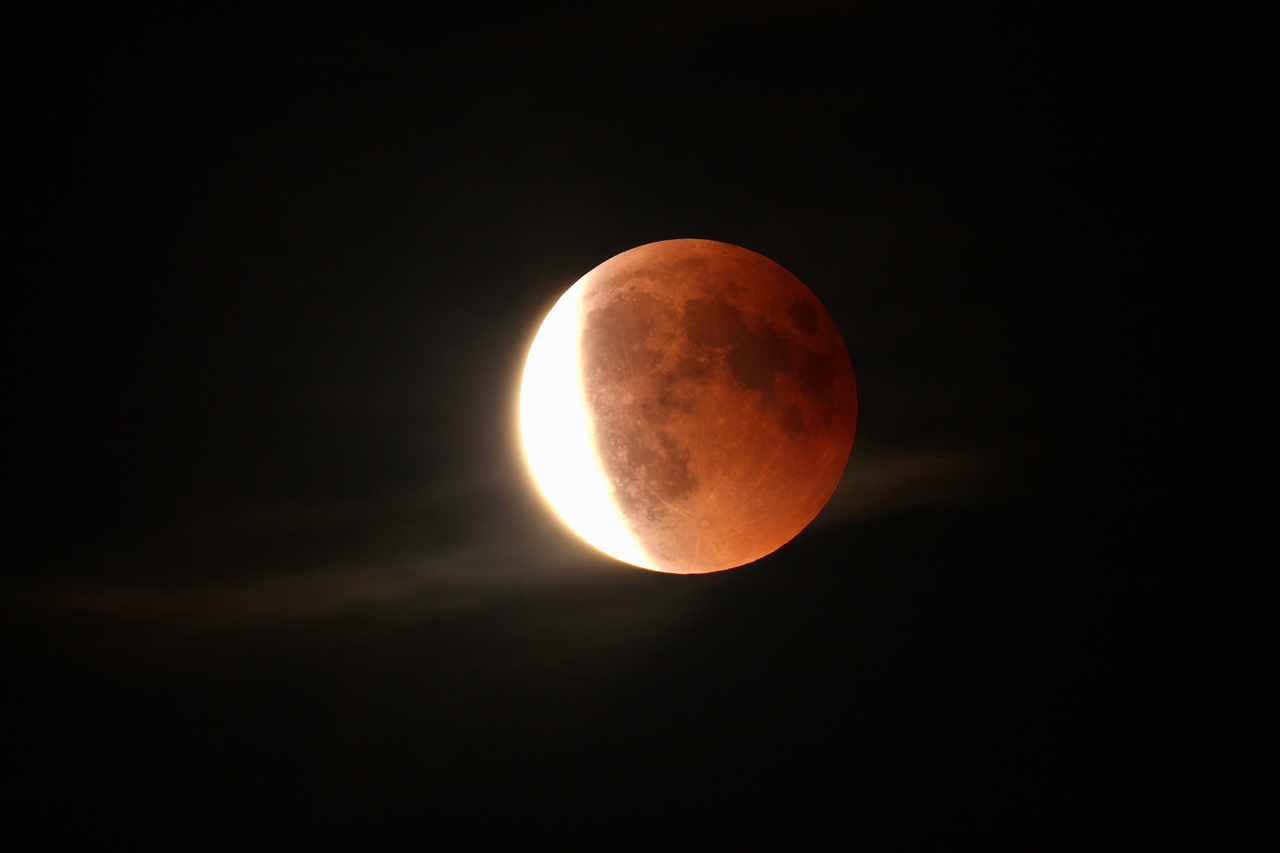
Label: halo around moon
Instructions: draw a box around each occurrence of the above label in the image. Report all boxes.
[521,239,856,574]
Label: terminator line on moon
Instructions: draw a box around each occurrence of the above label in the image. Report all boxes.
[521,239,857,573]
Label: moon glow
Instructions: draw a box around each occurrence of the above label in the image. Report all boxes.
[521,239,857,574]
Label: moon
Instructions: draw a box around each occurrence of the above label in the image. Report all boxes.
[521,239,856,573]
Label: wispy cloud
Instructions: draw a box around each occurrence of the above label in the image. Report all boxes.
[816,441,992,528]
[32,442,991,632]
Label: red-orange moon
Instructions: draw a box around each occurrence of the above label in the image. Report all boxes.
[521,239,856,573]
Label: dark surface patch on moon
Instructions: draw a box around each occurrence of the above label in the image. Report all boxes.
[682,293,807,415]
[725,316,790,400]
[789,299,820,335]
[796,348,837,413]
[682,294,747,350]
[681,292,824,436]
[580,290,667,383]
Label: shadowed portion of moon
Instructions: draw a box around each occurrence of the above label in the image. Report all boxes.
[577,240,857,573]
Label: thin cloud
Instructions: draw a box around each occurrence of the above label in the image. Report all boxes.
[31,443,991,630]
[816,440,993,528]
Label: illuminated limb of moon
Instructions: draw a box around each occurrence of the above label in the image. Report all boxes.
[520,277,652,569]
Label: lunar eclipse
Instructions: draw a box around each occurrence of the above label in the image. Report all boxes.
[521,239,857,573]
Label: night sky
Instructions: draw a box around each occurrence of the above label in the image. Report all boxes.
[12,4,1246,845]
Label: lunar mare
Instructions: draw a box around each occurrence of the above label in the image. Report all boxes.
[521,239,856,574]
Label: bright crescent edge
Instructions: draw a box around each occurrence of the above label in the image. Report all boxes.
[519,279,654,570]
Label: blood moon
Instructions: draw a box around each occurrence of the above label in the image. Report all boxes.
[521,239,856,574]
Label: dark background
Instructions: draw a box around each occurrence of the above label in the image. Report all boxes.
[10,3,1249,845]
